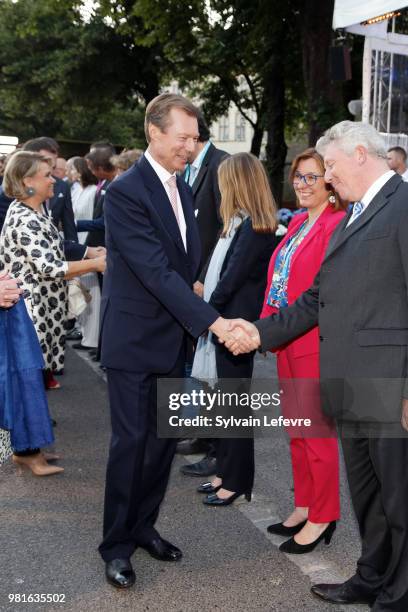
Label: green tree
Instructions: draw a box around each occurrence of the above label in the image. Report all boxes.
[0,0,161,145]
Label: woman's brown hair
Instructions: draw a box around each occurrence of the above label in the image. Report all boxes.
[218,153,277,236]
[289,147,347,211]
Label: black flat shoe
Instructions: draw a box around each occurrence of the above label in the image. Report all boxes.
[105,558,135,589]
[203,490,252,506]
[180,456,217,477]
[279,521,336,554]
[311,580,376,605]
[140,537,182,562]
[197,481,222,494]
[267,520,307,536]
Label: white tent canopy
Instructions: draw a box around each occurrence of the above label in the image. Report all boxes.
[333,0,408,29]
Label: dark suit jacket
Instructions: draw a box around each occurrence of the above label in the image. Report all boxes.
[0,184,85,261]
[85,180,110,247]
[255,174,408,424]
[189,143,228,274]
[100,155,219,373]
[209,218,278,321]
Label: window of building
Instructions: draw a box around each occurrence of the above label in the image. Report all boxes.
[235,114,246,141]
[218,115,230,141]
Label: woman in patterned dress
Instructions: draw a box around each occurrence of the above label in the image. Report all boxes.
[0,151,106,390]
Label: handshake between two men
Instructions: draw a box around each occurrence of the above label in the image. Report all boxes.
[210,317,261,356]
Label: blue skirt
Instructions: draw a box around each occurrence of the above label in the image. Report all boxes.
[0,300,54,451]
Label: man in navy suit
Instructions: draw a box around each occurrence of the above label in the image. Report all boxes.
[99,93,232,589]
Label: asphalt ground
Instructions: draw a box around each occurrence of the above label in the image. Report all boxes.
[0,348,369,612]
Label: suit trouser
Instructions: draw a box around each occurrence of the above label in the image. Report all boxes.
[99,345,185,562]
[341,436,408,611]
[214,343,255,493]
[277,350,340,523]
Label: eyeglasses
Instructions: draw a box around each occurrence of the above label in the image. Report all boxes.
[293,172,325,186]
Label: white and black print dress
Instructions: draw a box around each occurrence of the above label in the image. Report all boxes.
[0,429,11,465]
[0,201,68,371]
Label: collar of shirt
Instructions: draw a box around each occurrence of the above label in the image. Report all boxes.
[145,149,177,187]
[401,168,408,182]
[191,140,212,176]
[144,149,187,251]
[359,170,396,211]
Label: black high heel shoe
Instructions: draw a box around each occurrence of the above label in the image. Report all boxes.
[267,520,307,536]
[203,490,252,506]
[279,521,336,554]
[197,481,222,494]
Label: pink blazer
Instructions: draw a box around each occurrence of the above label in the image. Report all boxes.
[260,206,346,373]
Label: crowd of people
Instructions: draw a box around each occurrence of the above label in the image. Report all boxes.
[0,92,407,611]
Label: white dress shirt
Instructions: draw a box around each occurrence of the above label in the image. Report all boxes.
[347,170,396,227]
[401,168,408,182]
[144,149,187,250]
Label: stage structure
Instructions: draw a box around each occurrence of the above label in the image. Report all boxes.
[333,0,408,146]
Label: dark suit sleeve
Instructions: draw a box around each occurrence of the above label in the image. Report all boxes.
[77,217,105,232]
[0,187,12,231]
[60,181,78,242]
[254,273,320,352]
[105,183,219,337]
[397,206,408,398]
[208,222,270,311]
[63,240,87,261]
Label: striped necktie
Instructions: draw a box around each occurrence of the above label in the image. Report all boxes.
[166,175,180,225]
[349,200,364,225]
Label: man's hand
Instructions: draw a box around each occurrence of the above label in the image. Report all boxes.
[86,246,106,259]
[0,276,22,308]
[193,281,204,298]
[94,255,106,274]
[224,319,261,355]
[209,316,233,343]
[402,399,408,432]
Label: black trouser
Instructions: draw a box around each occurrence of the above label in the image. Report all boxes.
[341,436,408,611]
[99,344,185,562]
[214,343,255,493]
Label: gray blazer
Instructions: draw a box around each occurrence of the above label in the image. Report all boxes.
[255,173,408,426]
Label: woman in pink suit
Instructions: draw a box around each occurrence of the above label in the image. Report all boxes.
[261,148,347,554]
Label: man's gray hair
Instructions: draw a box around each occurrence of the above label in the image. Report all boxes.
[316,121,387,159]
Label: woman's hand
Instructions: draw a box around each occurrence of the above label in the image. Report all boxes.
[0,277,22,308]
[94,255,106,274]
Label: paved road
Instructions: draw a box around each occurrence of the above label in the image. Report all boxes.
[0,348,369,612]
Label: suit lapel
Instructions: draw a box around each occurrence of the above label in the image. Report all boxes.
[139,156,186,256]
[192,144,214,196]
[324,174,402,261]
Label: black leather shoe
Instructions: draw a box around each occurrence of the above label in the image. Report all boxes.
[203,490,252,506]
[140,537,182,562]
[180,456,216,477]
[66,329,82,341]
[267,520,307,536]
[280,521,336,554]
[105,558,135,589]
[176,438,210,455]
[197,481,221,494]
[311,580,376,605]
[72,343,93,351]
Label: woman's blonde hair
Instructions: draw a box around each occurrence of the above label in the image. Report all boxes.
[218,153,277,236]
[3,151,51,200]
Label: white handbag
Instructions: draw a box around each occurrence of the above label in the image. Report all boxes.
[67,278,91,318]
